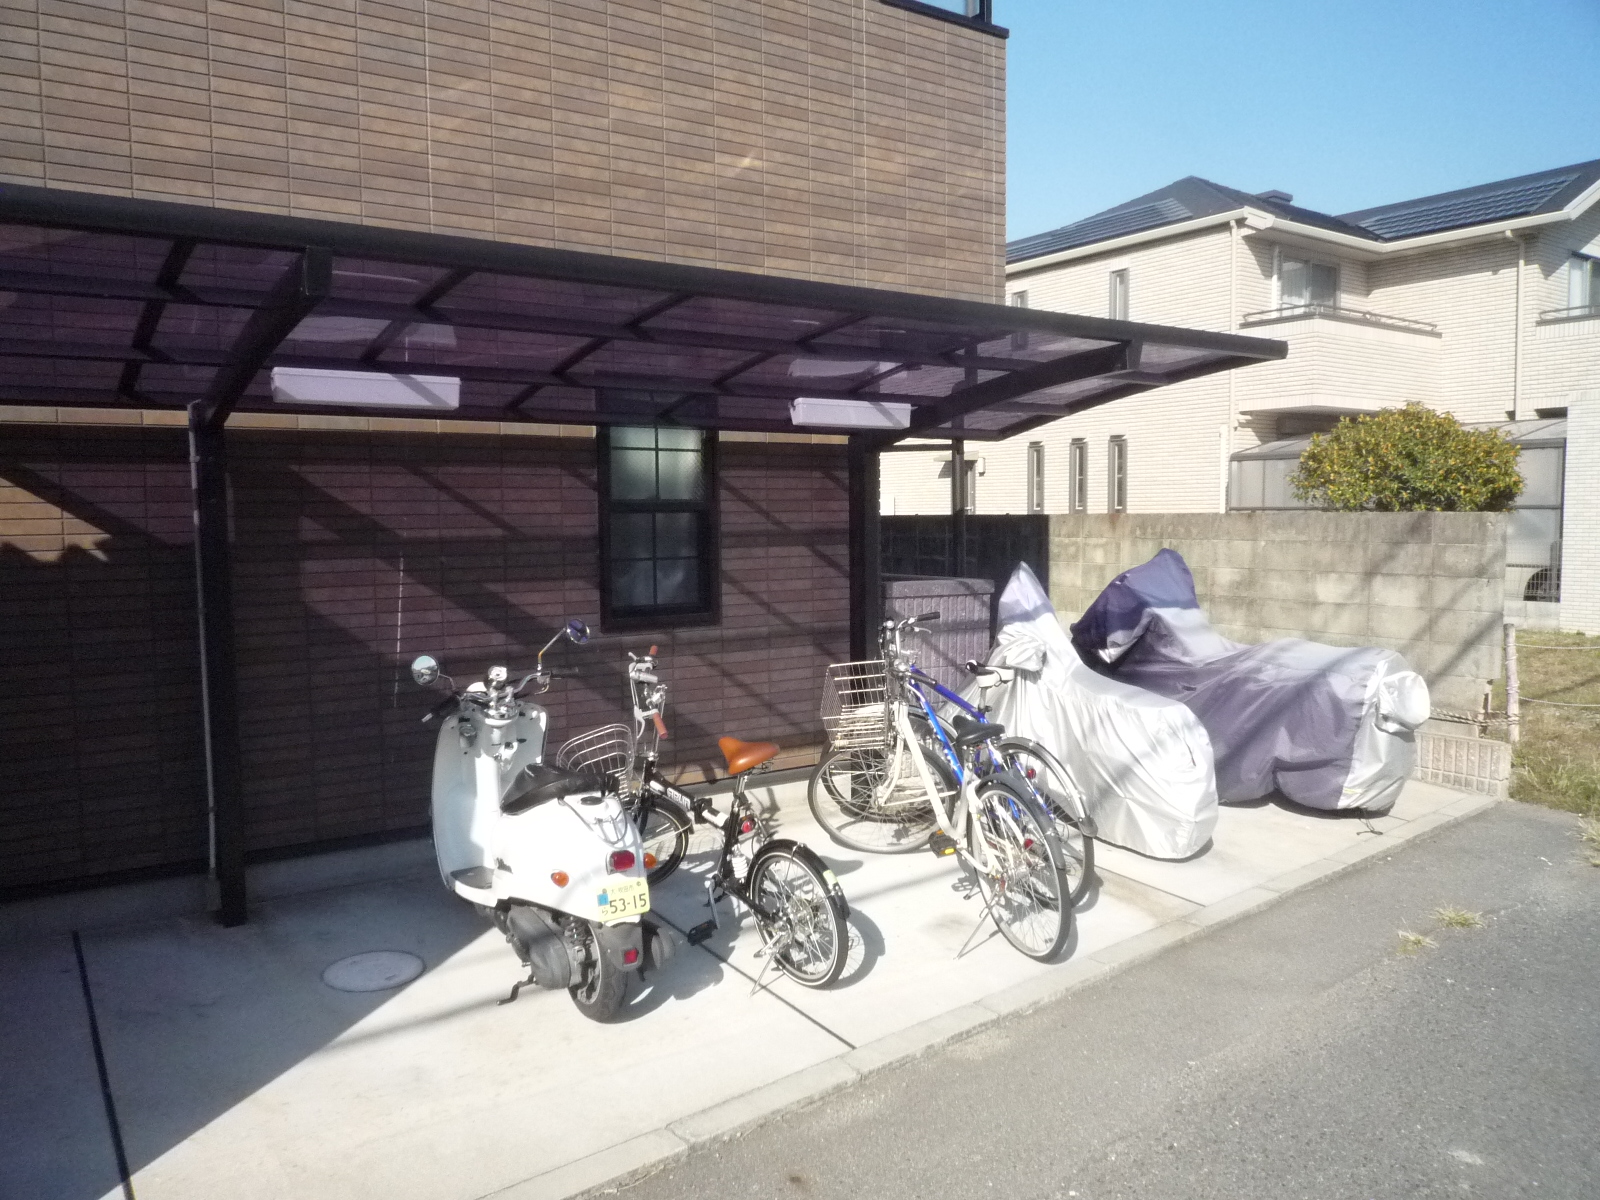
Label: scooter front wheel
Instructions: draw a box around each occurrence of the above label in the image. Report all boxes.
[568,921,628,1022]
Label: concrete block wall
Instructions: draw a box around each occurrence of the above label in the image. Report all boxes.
[1048,511,1507,711]
[1561,394,1600,634]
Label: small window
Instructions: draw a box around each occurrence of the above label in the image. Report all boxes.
[1108,269,1129,320]
[1569,254,1599,309]
[1010,290,1030,350]
[1107,435,1127,513]
[1009,290,1029,308]
[1279,253,1338,309]
[1068,438,1087,513]
[1026,442,1045,513]
[599,426,717,626]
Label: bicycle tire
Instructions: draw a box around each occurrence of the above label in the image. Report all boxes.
[966,779,1072,962]
[747,840,849,988]
[633,794,691,885]
[993,737,1095,907]
[807,742,951,854]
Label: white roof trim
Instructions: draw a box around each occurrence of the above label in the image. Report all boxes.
[1006,177,1600,274]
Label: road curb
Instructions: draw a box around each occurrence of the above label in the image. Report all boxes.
[498,793,1500,1200]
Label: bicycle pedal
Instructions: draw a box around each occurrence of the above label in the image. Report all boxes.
[685,920,717,946]
[929,832,959,858]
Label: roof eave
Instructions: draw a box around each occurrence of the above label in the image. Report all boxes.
[1008,175,1600,273]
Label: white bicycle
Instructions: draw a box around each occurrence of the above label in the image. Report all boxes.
[810,614,1088,961]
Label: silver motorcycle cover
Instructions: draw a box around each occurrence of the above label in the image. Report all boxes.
[961,563,1218,860]
[1069,550,1430,814]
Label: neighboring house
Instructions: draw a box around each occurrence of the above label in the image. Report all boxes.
[882,160,1600,629]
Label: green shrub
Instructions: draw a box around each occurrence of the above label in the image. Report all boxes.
[1291,404,1522,511]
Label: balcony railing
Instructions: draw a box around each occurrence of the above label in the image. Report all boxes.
[1240,304,1440,336]
[1537,303,1600,324]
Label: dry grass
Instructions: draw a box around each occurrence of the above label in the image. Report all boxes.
[1432,906,1484,929]
[1580,815,1600,868]
[1492,631,1600,820]
[1397,931,1437,955]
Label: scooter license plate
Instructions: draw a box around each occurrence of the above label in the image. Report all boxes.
[596,875,650,923]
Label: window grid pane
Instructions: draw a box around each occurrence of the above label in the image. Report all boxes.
[604,426,712,618]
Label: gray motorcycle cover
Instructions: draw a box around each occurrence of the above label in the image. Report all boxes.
[961,563,1218,859]
[1070,549,1430,814]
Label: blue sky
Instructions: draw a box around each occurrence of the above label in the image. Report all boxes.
[1000,0,1600,241]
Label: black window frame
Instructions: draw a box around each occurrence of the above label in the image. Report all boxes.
[597,425,720,631]
[877,0,1008,39]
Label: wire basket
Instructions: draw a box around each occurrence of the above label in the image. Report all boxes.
[555,723,637,792]
[821,660,890,750]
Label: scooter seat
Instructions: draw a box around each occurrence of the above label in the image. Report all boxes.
[502,763,609,814]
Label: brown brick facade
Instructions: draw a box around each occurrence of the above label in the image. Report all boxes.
[0,0,1005,301]
[0,425,848,893]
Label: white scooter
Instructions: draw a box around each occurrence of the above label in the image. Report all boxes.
[411,620,673,1022]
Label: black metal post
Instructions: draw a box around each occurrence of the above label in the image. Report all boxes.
[847,435,882,661]
[951,437,967,578]
[188,404,246,926]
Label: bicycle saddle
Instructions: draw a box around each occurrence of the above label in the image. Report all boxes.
[950,714,1005,750]
[502,763,609,814]
[718,736,780,775]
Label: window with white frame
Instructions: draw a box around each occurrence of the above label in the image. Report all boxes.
[1068,439,1087,513]
[1108,269,1129,320]
[1009,288,1029,350]
[1026,442,1045,512]
[1568,254,1600,309]
[1107,435,1127,513]
[1277,251,1338,309]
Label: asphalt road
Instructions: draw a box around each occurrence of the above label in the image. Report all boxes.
[613,802,1598,1200]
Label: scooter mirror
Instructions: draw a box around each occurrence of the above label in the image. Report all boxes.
[410,655,441,686]
[565,619,591,645]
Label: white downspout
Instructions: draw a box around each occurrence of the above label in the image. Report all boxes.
[1223,218,1241,511]
[1507,230,1525,420]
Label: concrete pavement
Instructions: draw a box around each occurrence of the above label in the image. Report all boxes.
[618,800,1598,1200]
[0,777,1495,1200]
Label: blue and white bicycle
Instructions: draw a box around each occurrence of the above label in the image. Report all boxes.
[810,614,1094,961]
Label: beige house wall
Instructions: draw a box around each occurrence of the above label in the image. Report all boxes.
[0,0,1005,301]
[883,194,1600,517]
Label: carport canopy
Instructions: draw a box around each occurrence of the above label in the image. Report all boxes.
[0,185,1284,440]
[0,185,1285,927]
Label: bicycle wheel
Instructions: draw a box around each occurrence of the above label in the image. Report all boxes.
[994,737,1095,906]
[748,840,848,988]
[808,741,952,854]
[633,794,691,885]
[966,779,1071,961]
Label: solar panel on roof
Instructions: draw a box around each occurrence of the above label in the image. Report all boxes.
[1008,198,1188,262]
[1353,174,1577,239]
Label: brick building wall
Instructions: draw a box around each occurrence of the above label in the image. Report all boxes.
[0,0,1006,301]
[0,421,848,894]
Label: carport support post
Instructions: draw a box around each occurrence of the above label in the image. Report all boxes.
[950,437,967,577]
[188,403,247,926]
[848,435,882,661]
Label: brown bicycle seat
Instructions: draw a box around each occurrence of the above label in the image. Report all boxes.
[718,736,780,775]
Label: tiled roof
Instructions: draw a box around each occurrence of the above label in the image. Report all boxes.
[1009,159,1600,265]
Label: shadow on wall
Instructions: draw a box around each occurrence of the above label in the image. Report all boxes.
[0,427,850,897]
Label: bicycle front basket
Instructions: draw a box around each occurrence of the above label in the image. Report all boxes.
[554,723,636,792]
[821,660,889,750]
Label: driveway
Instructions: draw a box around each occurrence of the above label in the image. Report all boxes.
[0,776,1492,1200]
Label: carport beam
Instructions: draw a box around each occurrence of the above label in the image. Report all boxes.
[189,405,247,926]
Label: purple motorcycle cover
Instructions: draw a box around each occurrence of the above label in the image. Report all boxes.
[1070,550,1429,813]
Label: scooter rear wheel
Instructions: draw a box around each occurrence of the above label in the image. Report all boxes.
[568,921,628,1022]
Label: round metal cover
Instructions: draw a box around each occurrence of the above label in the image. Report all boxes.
[321,950,425,993]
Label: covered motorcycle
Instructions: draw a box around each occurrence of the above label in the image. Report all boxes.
[964,563,1218,860]
[1070,549,1430,814]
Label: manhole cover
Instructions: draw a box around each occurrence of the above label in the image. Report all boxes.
[321,950,425,993]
